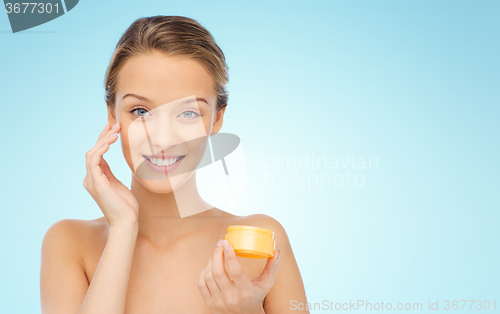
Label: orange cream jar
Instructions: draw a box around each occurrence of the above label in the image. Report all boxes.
[224,225,275,259]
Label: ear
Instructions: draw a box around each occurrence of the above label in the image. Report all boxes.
[107,105,117,126]
[211,106,226,135]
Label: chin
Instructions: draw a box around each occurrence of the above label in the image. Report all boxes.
[133,171,194,194]
[139,179,175,194]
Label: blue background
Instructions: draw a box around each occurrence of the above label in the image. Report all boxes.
[0,0,498,312]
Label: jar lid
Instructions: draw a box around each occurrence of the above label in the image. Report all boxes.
[227,225,274,235]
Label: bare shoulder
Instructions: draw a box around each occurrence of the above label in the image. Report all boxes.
[233,214,309,313]
[208,210,291,249]
[232,213,285,232]
[43,216,108,240]
[40,218,107,312]
[42,217,108,256]
[230,213,292,252]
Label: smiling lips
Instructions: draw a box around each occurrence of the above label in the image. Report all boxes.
[142,153,186,173]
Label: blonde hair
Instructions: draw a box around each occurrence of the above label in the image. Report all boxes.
[104,15,229,112]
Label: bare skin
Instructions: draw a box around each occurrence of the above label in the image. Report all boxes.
[40,50,309,314]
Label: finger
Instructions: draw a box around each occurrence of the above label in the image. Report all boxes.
[253,249,280,290]
[90,131,120,169]
[90,123,120,158]
[84,123,118,191]
[204,257,222,296]
[95,126,120,150]
[100,158,118,182]
[89,143,110,185]
[86,124,121,169]
[85,128,121,192]
[197,268,211,300]
[212,242,235,291]
[221,240,250,286]
[95,122,112,144]
[98,122,120,142]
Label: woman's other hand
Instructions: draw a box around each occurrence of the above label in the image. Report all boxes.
[198,239,280,314]
[83,122,139,227]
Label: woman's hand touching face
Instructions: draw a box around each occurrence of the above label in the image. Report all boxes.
[198,240,281,314]
[83,122,139,227]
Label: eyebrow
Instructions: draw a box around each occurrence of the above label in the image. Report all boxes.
[122,93,209,106]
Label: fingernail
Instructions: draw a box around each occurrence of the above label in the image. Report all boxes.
[276,250,281,262]
[217,239,223,247]
[113,122,120,128]
[222,239,231,251]
[109,133,117,138]
[105,122,110,128]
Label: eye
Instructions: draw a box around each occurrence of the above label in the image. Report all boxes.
[179,110,201,119]
[130,108,151,116]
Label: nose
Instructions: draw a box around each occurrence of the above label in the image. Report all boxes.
[142,116,178,153]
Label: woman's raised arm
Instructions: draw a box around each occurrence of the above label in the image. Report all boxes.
[41,122,140,313]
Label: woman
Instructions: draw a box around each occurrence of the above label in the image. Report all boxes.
[40,15,309,314]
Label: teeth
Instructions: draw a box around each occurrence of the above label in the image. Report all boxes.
[147,156,180,167]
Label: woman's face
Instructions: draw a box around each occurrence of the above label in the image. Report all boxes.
[108,50,225,194]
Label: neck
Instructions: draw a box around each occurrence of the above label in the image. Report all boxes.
[130,171,218,246]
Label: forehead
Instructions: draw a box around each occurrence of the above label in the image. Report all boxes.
[116,51,216,105]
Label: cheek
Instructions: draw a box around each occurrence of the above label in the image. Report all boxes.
[201,113,213,133]
[185,136,209,157]
[118,124,130,150]
[121,121,144,152]
[118,128,136,170]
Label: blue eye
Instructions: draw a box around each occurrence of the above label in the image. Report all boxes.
[179,110,201,119]
[131,108,151,116]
